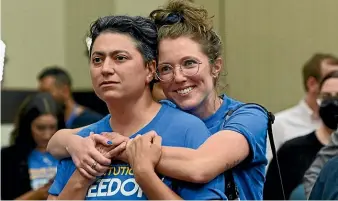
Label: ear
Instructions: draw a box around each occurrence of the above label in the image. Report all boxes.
[306,76,319,93]
[211,57,223,78]
[146,60,156,84]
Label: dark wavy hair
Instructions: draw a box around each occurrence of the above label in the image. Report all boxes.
[10,92,65,157]
[88,15,158,63]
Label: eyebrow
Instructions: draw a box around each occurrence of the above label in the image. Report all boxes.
[158,56,200,65]
[91,50,130,57]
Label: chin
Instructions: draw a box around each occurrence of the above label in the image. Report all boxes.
[174,98,201,111]
[99,91,124,102]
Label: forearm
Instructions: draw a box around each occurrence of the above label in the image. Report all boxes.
[156,147,201,182]
[57,170,92,200]
[135,170,182,200]
[157,131,249,183]
[47,129,81,159]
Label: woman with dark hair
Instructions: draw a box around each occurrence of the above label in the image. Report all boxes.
[46,14,225,200]
[47,0,269,200]
[1,92,63,200]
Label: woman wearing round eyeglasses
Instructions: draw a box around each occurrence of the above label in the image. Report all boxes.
[46,0,269,199]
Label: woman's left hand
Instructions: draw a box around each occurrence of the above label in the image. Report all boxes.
[126,131,162,173]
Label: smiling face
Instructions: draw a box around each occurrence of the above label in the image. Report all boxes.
[90,32,154,103]
[158,36,220,111]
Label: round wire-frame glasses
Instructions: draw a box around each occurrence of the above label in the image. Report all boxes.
[155,60,202,82]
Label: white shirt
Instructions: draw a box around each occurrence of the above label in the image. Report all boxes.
[267,99,322,161]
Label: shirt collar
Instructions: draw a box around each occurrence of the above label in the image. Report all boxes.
[298,99,320,120]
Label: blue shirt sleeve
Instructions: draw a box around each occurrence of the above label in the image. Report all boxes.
[48,159,76,196]
[223,104,268,164]
[177,118,226,200]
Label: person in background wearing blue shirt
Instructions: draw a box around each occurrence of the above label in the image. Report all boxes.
[1,93,63,200]
[46,14,226,200]
[47,0,269,199]
[38,66,103,129]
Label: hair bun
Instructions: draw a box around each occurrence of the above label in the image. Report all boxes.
[150,9,183,27]
[150,0,212,33]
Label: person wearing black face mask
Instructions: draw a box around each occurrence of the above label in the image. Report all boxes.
[264,70,338,200]
[319,98,338,130]
[303,70,338,199]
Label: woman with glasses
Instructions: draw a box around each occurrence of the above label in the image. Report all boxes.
[46,14,225,200]
[46,0,269,199]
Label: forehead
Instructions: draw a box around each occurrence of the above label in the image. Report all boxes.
[39,76,56,89]
[321,59,338,76]
[33,114,57,124]
[91,32,138,54]
[321,78,338,93]
[158,37,205,62]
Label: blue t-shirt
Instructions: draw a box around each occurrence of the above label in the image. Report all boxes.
[49,104,226,200]
[309,155,338,200]
[28,150,58,190]
[162,94,268,200]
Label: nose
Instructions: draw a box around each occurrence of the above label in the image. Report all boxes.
[173,66,187,83]
[43,130,55,141]
[101,58,115,76]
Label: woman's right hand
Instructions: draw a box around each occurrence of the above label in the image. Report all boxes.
[66,132,129,179]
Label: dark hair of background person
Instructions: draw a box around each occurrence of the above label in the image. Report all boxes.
[37,66,72,88]
[9,92,65,157]
[302,53,338,91]
[88,15,158,89]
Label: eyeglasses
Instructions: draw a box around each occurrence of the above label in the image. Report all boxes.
[156,59,201,82]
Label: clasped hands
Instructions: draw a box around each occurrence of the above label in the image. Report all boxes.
[68,131,162,180]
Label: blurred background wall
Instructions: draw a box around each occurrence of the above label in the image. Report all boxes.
[1,0,338,146]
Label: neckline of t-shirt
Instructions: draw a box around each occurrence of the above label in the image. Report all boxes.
[202,94,229,127]
[105,104,168,138]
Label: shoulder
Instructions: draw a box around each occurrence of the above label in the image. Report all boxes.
[161,103,207,126]
[317,155,338,181]
[277,135,309,156]
[80,108,104,119]
[310,156,338,199]
[76,114,111,137]
[160,104,211,148]
[223,95,268,120]
[222,96,269,129]
[274,102,303,120]
[72,109,104,128]
[281,132,316,149]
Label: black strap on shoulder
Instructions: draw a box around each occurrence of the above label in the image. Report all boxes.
[223,103,285,200]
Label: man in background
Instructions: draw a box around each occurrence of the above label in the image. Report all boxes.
[267,53,338,160]
[38,66,103,128]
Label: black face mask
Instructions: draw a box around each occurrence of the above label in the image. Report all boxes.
[319,98,338,130]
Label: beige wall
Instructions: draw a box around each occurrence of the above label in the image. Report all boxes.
[2,0,338,112]
[224,0,338,112]
[1,0,170,90]
[2,0,66,89]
